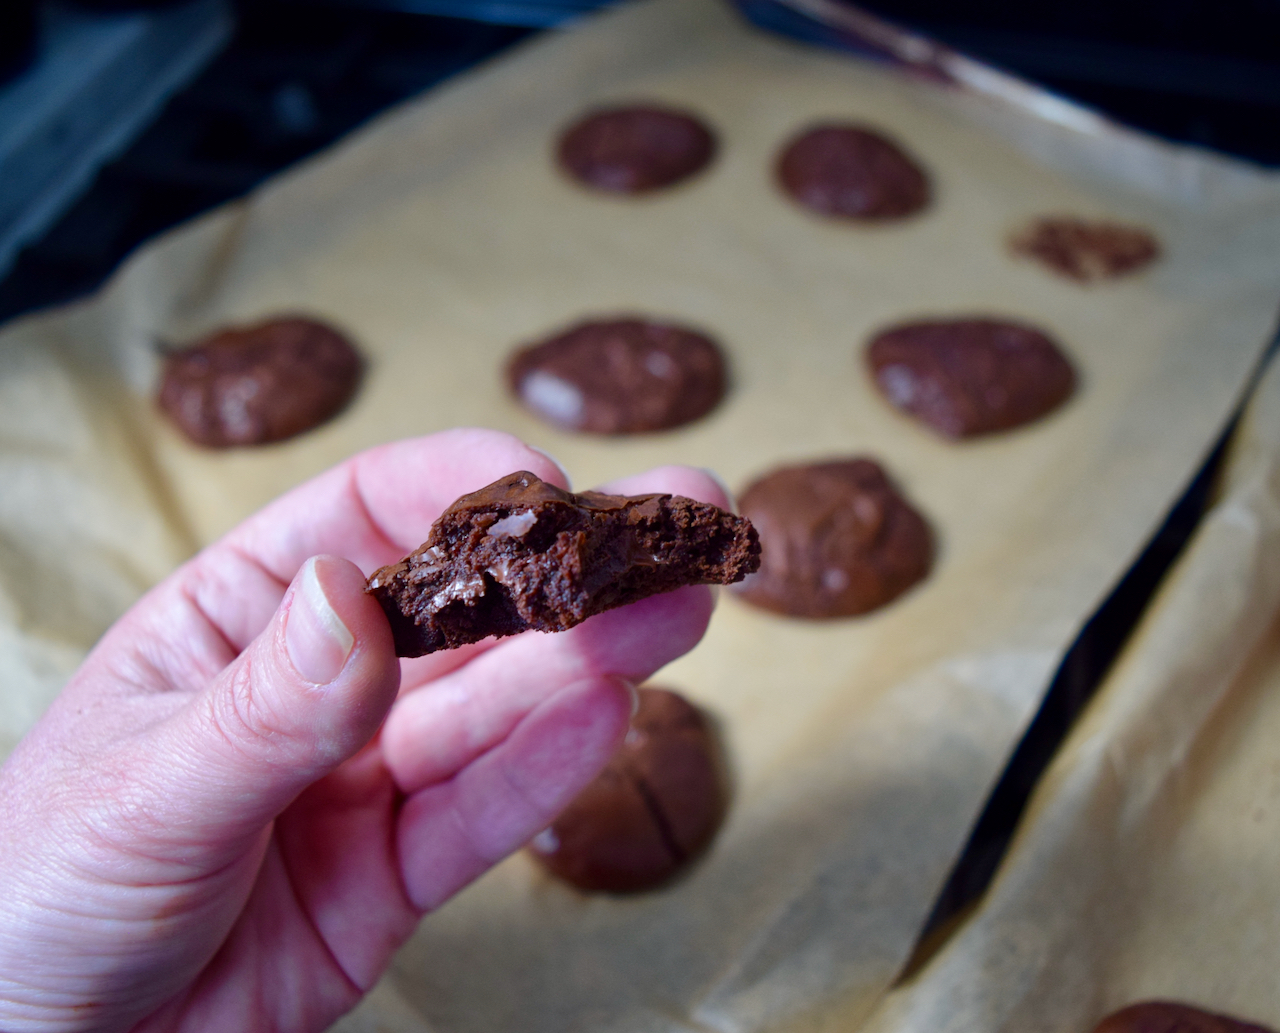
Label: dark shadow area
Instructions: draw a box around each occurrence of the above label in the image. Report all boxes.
[738,0,1280,166]
[902,324,1280,976]
[0,1,531,325]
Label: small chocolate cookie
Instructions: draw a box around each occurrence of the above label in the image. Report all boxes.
[507,318,727,435]
[367,471,760,656]
[776,124,930,220]
[158,316,362,447]
[866,318,1076,438]
[557,105,716,194]
[734,458,932,619]
[528,686,728,894]
[1092,1003,1275,1033]
[1012,216,1160,282]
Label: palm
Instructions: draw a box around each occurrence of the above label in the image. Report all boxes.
[0,430,723,1033]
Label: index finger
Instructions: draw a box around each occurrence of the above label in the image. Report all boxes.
[227,429,571,580]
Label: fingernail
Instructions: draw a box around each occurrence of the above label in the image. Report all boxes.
[286,557,355,685]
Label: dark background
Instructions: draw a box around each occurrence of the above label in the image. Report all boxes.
[1,0,1278,326]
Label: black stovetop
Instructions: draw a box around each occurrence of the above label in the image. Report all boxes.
[2,0,1277,328]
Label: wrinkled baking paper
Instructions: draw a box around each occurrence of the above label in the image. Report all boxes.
[1,0,1279,1030]
[859,348,1280,1033]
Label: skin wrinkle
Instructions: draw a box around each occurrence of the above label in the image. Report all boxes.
[186,543,289,654]
[127,587,235,697]
[68,727,273,874]
[278,754,419,989]
[396,639,498,697]
[276,835,364,1002]
[203,650,305,770]
[417,791,491,909]
[453,782,509,868]
[349,459,418,565]
[386,782,418,924]
[0,892,216,1027]
[487,750,548,856]
[176,582,242,678]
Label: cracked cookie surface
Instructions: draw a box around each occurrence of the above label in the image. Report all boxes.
[366,471,759,656]
[527,687,728,893]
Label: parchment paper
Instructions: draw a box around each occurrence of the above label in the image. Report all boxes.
[857,348,1280,1033]
[1,1,1279,1030]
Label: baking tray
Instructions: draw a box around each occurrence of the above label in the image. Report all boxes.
[0,1,1278,1031]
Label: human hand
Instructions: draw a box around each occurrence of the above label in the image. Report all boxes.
[0,429,729,1033]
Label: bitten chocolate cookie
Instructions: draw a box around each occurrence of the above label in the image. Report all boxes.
[1012,216,1160,282]
[557,105,716,194]
[867,318,1076,438]
[776,124,930,220]
[734,458,932,619]
[528,686,728,893]
[1092,1002,1275,1033]
[367,471,760,656]
[507,317,727,434]
[158,316,362,447]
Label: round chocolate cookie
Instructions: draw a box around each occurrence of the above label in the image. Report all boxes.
[776,123,930,220]
[507,317,727,434]
[1092,1003,1275,1033]
[158,316,362,447]
[1011,216,1161,282]
[528,687,729,894]
[557,105,716,194]
[866,318,1076,439]
[734,458,933,619]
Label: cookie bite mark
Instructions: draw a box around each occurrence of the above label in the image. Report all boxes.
[366,471,760,656]
[157,316,363,447]
[776,123,930,221]
[1091,1003,1276,1033]
[527,687,728,893]
[866,318,1076,438]
[557,105,717,194]
[507,318,728,435]
[1011,216,1160,282]
[734,458,932,619]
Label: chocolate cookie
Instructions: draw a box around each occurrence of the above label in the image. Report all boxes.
[367,471,760,656]
[557,105,716,194]
[528,686,728,893]
[507,318,727,435]
[734,458,932,619]
[158,316,363,447]
[1092,1003,1275,1033]
[1012,216,1161,282]
[776,124,930,220]
[866,318,1076,438]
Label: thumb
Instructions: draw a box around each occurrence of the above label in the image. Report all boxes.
[152,555,400,848]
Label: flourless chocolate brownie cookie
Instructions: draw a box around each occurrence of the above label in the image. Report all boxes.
[507,317,727,435]
[1011,216,1160,282]
[734,458,932,619]
[557,105,716,194]
[367,471,760,656]
[866,318,1076,438]
[158,316,362,447]
[776,124,930,220]
[528,686,728,894]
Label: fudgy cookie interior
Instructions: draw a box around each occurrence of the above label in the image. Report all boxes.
[367,471,759,656]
